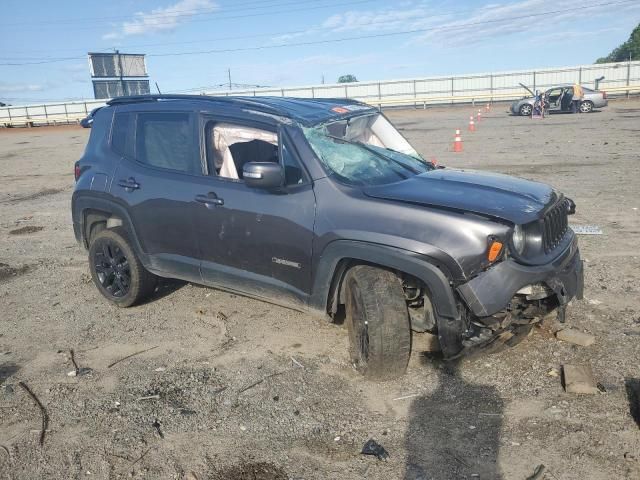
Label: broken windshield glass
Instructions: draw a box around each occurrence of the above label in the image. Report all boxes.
[303,125,433,186]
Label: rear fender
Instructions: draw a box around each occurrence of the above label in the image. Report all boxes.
[72,193,149,266]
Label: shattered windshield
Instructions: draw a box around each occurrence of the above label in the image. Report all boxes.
[303,114,433,186]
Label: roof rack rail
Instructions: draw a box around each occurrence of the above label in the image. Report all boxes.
[105,94,287,116]
[106,94,212,105]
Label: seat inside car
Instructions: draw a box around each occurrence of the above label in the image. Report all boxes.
[209,123,278,180]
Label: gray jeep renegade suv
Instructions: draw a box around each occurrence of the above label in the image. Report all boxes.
[72,95,584,380]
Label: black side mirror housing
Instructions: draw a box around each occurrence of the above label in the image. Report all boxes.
[243,162,284,189]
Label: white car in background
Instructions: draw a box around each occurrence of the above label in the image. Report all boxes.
[510,85,608,116]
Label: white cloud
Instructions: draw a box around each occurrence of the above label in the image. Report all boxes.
[0,82,45,94]
[270,0,640,48]
[103,0,217,40]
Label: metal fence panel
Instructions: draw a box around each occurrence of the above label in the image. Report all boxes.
[2,61,639,126]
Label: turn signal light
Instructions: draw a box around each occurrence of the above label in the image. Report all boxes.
[487,241,503,262]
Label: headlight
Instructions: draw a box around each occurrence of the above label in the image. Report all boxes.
[512,225,525,254]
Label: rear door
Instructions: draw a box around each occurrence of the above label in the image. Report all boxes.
[112,109,211,280]
[193,117,316,308]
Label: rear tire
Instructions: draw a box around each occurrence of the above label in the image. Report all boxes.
[579,100,594,113]
[88,227,157,307]
[344,266,411,380]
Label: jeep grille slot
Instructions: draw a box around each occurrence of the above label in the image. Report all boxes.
[542,200,569,253]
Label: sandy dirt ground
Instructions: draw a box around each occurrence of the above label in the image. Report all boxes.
[0,100,639,480]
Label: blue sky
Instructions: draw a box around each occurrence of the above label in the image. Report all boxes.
[1,0,639,104]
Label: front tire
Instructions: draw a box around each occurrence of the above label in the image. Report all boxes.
[88,227,157,307]
[519,104,533,116]
[579,100,594,113]
[344,266,411,380]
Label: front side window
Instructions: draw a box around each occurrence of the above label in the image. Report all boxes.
[303,113,432,186]
[135,112,199,175]
[204,121,306,186]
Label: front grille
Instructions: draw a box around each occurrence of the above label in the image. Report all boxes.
[542,199,569,253]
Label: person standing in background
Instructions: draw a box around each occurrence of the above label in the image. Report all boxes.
[572,83,584,113]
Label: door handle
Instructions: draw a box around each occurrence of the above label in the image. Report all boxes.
[195,192,224,207]
[117,177,140,191]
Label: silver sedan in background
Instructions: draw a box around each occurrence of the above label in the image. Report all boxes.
[510,85,608,116]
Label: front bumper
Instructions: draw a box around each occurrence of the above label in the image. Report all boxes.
[457,238,583,318]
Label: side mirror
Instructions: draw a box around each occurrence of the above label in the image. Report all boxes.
[243,162,284,189]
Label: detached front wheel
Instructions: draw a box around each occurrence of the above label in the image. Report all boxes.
[344,266,411,380]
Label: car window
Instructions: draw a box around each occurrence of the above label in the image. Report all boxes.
[281,137,307,186]
[303,126,433,186]
[111,112,134,157]
[135,112,199,175]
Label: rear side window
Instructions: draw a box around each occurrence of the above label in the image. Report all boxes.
[111,112,133,157]
[135,112,200,175]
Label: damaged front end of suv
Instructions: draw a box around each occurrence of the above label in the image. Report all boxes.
[305,112,584,362]
[454,197,583,356]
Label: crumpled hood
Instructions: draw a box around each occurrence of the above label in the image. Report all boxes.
[363,168,557,224]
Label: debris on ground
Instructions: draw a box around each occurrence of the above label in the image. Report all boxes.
[526,464,546,480]
[393,393,420,401]
[107,345,159,368]
[210,461,287,480]
[571,225,603,235]
[555,328,596,346]
[562,364,599,394]
[361,439,390,461]
[238,370,287,394]
[290,356,304,369]
[18,381,49,446]
[152,418,164,439]
[137,394,161,401]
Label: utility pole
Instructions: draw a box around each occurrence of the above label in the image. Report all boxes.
[228,68,232,90]
[321,74,325,84]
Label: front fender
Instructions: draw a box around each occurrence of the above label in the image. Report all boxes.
[309,240,466,357]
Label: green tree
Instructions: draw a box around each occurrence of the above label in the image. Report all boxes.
[337,74,358,83]
[596,23,640,63]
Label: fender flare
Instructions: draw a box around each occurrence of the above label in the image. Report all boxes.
[72,193,149,265]
[309,240,467,354]
[309,240,465,357]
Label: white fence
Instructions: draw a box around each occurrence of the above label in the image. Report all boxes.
[0,99,106,127]
[2,61,639,127]
[205,60,640,107]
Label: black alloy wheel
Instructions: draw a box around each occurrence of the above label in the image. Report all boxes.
[93,241,131,298]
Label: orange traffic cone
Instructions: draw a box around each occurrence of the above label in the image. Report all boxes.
[453,129,463,152]
[477,109,482,122]
[485,103,490,111]
[468,116,476,132]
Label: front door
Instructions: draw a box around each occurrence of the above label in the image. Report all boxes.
[546,88,564,112]
[193,118,316,308]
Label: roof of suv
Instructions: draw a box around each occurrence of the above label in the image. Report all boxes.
[107,94,377,126]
